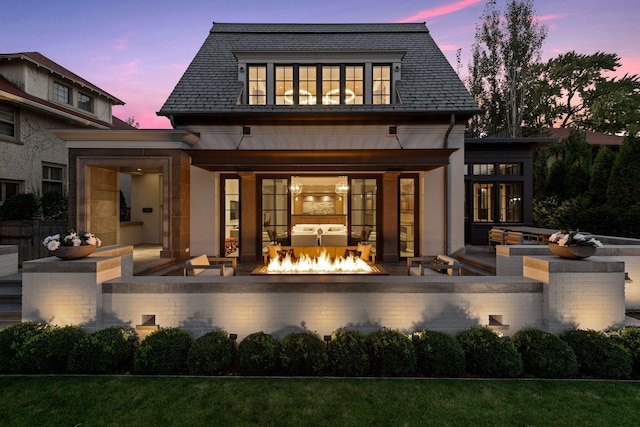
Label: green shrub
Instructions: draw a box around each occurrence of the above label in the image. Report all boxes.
[279,331,328,376]
[327,329,369,377]
[238,332,279,376]
[365,329,416,377]
[456,327,523,378]
[0,322,49,373]
[412,329,465,377]
[134,327,193,375]
[186,331,236,375]
[560,329,632,379]
[0,193,41,220]
[14,325,86,374]
[609,326,640,377]
[41,191,68,220]
[511,327,578,378]
[67,326,136,374]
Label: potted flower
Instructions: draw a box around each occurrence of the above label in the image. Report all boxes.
[547,230,603,259]
[43,230,102,259]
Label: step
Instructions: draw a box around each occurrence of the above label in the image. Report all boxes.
[134,258,177,276]
[0,302,21,322]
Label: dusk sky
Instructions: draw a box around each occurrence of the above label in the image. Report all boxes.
[3,0,639,128]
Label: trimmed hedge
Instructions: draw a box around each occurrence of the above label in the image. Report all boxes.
[0,322,49,373]
[511,327,578,378]
[413,329,465,377]
[456,327,523,378]
[13,325,86,374]
[365,329,416,377]
[609,326,640,377]
[560,329,632,379]
[134,327,193,375]
[238,331,279,376]
[327,329,369,377]
[279,331,328,376]
[186,330,236,375]
[67,326,136,374]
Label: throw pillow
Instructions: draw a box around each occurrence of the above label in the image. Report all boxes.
[277,248,296,262]
[430,257,448,274]
[268,244,282,260]
[356,243,372,260]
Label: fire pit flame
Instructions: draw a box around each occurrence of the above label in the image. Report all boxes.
[267,250,373,273]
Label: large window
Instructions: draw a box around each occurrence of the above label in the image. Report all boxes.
[372,65,391,104]
[261,178,290,249]
[248,65,267,105]
[42,163,65,194]
[0,103,16,139]
[350,178,377,251]
[53,82,71,104]
[399,177,416,257]
[469,162,523,223]
[223,178,240,257]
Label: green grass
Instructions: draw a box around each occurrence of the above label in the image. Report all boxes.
[1,377,639,426]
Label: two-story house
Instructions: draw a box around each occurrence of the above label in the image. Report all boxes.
[0,52,130,204]
[55,23,481,262]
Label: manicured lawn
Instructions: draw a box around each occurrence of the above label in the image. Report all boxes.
[1,376,639,426]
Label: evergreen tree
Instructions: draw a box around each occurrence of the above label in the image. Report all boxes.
[607,135,640,210]
[589,146,615,205]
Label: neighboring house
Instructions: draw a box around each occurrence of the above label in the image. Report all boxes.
[54,23,482,262]
[0,52,130,204]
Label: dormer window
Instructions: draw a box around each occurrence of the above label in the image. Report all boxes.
[53,82,71,105]
[248,65,267,105]
[373,65,391,105]
[78,92,94,113]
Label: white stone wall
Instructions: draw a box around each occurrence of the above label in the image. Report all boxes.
[0,246,19,276]
[523,255,626,333]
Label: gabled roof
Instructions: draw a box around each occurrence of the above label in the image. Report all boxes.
[0,52,124,105]
[0,75,132,129]
[158,23,480,121]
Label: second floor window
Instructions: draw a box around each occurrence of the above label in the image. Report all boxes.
[248,65,267,105]
[53,82,71,104]
[249,63,383,106]
[372,65,391,105]
[0,103,16,138]
[78,92,94,113]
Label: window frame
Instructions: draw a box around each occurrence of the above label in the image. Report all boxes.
[0,180,21,205]
[42,163,66,195]
[0,102,19,142]
[372,64,392,105]
[247,65,267,105]
[52,81,72,105]
[77,91,94,113]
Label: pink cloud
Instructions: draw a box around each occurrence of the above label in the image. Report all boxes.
[439,44,459,51]
[398,0,483,22]
[535,13,566,23]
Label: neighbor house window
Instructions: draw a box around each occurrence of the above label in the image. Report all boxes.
[53,82,71,104]
[78,92,94,113]
[468,162,524,223]
[42,163,65,194]
[0,103,16,139]
[372,65,391,104]
[248,65,267,105]
[500,183,523,222]
[0,180,20,205]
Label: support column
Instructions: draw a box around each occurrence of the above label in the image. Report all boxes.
[382,172,400,262]
[239,172,258,263]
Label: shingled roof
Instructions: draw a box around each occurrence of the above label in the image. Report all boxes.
[158,23,480,120]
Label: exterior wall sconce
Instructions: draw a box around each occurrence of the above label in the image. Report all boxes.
[335,177,349,196]
[242,126,251,136]
[388,126,398,136]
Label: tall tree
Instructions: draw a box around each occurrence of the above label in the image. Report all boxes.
[607,135,640,209]
[585,74,640,135]
[467,0,547,137]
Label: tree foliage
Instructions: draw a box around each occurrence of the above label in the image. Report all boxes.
[467,0,547,137]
